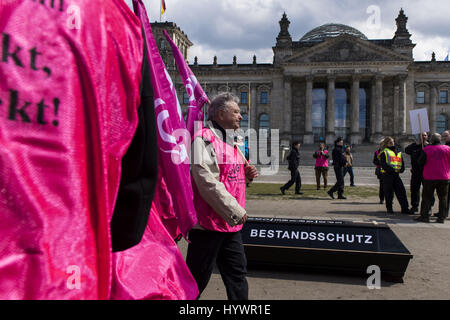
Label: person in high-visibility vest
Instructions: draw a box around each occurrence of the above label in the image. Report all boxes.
[378,137,411,215]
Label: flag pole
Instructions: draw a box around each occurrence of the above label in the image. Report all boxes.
[248,81,251,156]
[160,0,162,22]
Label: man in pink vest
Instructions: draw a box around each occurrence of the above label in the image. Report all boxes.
[187,92,258,300]
[415,134,450,224]
[313,142,329,190]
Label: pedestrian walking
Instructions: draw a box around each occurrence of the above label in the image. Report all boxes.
[187,92,258,300]
[328,137,347,200]
[281,142,303,195]
[313,142,329,190]
[343,145,356,187]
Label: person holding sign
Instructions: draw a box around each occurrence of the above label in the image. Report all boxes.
[405,132,432,214]
[378,137,410,215]
[415,134,450,224]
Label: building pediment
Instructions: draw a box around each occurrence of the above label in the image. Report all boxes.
[283,34,411,64]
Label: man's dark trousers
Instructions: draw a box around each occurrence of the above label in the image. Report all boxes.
[329,165,344,196]
[282,168,302,194]
[411,170,435,211]
[410,171,422,210]
[382,173,409,212]
[186,229,248,300]
[420,180,449,219]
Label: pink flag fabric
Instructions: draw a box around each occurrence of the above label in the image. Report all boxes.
[111,203,198,300]
[0,0,144,299]
[163,30,209,137]
[109,0,198,301]
[133,0,197,238]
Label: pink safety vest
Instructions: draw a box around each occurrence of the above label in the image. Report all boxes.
[192,128,246,232]
[0,1,143,299]
[423,145,450,181]
[315,150,329,168]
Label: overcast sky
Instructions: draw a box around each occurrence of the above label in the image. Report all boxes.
[125,0,450,64]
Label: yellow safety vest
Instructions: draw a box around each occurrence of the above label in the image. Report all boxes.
[379,148,403,174]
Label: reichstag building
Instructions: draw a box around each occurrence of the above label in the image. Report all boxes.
[153,9,450,147]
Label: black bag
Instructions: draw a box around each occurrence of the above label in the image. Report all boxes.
[375,167,382,179]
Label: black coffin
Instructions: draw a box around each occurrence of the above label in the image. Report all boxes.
[242,217,413,282]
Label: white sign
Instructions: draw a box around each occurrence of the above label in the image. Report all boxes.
[409,108,430,135]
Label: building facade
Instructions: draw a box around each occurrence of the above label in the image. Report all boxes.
[153,9,450,147]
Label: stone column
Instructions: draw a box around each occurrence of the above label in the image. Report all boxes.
[350,75,361,145]
[326,76,336,144]
[430,82,439,133]
[393,83,399,135]
[398,75,407,136]
[250,84,257,131]
[373,75,384,142]
[304,75,314,144]
[370,80,377,141]
[283,76,293,136]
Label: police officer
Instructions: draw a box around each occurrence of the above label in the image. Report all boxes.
[378,137,410,215]
[405,132,431,214]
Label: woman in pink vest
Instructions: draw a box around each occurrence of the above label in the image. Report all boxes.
[415,133,450,224]
[187,93,258,300]
[313,142,329,190]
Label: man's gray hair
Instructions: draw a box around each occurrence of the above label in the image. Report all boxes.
[430,133,442,144]
[208,92,239,121]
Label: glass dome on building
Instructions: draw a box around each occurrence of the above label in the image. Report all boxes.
[300,23,368,42]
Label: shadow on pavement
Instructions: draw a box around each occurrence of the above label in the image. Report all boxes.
[244,268,398,288]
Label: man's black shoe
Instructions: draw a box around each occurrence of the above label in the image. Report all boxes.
[295,192,304,195]
[401,209,415,215]
[414,216,430,223]
[338,196,347,200]
[280,187,285,195]
[410,207,418,213]
[327,191,335,199]
[436,218,445,224]
[387,209,395,215]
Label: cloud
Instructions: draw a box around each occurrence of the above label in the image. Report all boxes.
[125,0,450,63]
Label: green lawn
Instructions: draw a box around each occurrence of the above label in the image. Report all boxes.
[246,183,382,200]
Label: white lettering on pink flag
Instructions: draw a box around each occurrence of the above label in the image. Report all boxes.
[163,30,209,137]
[133,0,197,237]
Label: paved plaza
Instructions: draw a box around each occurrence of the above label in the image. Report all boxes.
[178,166,450,300]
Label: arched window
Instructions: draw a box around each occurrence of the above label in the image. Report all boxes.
[159,38,165,49]
[240,113,249,130]
[259,114,270,132]
[437,114,448,134]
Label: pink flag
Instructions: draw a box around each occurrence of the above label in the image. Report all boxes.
[133,0,197,238]
[111,203,198,300]
[163,30,209,136]
[108,0,199,301]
